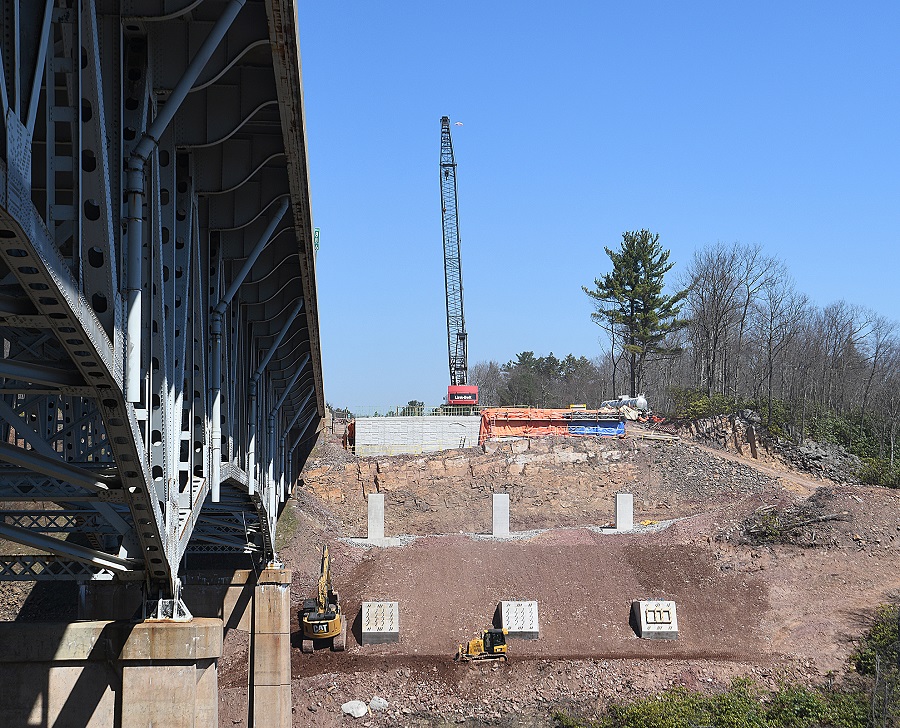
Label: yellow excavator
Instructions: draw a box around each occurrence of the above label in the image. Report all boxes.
[300,545,346,653]
[455,627,508,663]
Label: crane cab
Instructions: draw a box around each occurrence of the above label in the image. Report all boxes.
[447,385,478,406]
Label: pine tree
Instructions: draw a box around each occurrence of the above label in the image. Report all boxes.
[583,230,688,396]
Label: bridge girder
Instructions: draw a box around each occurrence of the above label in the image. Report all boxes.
[0,0,323,593]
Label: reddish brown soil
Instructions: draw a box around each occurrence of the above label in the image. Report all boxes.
[217,431,900,727]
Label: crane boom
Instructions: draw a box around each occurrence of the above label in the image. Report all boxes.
[439,116,473,399]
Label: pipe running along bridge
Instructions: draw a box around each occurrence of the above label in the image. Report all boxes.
[0,0,322,613]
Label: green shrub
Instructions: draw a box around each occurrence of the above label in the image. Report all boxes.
[553,680,867,728]
[668,388,740,420]
[857,457,900,488]
[852,603,900,675]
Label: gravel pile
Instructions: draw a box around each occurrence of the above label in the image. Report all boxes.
[774,438,862,484]
[649,442,781,501]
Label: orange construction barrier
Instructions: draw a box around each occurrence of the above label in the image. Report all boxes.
[478,407,624,445]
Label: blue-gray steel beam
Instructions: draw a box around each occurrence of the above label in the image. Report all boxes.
[247,296,304,497]
[125,0,247,403]
[0,441,118,495]
[0,522,142,576]
[0,556,118,581]
[0,0,323,592]
[210,197,290,503]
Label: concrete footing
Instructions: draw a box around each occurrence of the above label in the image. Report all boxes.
[498,600,539,639]
[0,618,222,727]
[361,601,400,644]
[368,492,385,540]
[630,599,679,639]
[616,492,634,531]
[492,492,510,537]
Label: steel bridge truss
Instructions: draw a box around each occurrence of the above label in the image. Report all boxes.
[0,0,323,594]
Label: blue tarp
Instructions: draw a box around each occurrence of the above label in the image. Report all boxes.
[567,420,625,436]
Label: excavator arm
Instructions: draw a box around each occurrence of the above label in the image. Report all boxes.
[317,544,331,611]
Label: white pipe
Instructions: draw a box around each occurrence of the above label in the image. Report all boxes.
[125,0,246,402]
[246,297,304,497]
[208,199,289,502]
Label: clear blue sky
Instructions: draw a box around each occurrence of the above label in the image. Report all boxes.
[298,2,900,411]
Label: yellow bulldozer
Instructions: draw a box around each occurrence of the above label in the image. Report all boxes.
[300,545,346,653]
[455,627,508,663]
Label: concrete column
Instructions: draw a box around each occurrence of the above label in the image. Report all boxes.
[493,492,510,537]
[368,492,385,541]
[616,492,634,531]
[0,619,222,727]
[251,567,291,728]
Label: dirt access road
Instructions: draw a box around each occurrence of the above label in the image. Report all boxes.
[219,431,900,727]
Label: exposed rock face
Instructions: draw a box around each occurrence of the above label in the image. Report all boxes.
[670,411,862,485]
[300,435,782,537]
[671,413,771,462]
[775,439,862,484]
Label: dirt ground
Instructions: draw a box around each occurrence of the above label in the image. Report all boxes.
[217,427,900,727]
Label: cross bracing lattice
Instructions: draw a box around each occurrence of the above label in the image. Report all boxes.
[0,0,323,594]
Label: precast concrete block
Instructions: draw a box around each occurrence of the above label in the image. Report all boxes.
[492,492,510,537]
[616,492,634,531]
[253,683,291,728]
[361,601,400,645]
[252,632,291,685]
[253,586,291,634]
[194,659,219,728]
[498,600,539,640]
[630,600,679,640]
[368,492,385,540]
[121,663,197,728]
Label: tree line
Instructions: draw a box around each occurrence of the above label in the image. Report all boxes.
[469,230,899,485]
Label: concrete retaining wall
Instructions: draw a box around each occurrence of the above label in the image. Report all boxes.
[355,416,481,456]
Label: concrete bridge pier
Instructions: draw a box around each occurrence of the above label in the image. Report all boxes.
[0,618,222,727]
[250,566,292,728]
[28,566,295,727]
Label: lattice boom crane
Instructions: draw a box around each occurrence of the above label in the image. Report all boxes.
[439,116,478,406]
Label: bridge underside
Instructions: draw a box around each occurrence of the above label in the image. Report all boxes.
[0,0,323,595]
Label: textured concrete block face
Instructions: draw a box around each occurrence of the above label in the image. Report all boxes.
[368,493,385,540]
[492,493,510,536]
[252,632,291,684]
[251,568,292,728]
[631,600,679,640]
[361,601,400,644]
[355,416,482,455]
[499,600,539,639]
[122,664,197,728]
[0,663,116,726]
[616,492,634,531]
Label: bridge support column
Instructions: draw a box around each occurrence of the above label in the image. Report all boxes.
[251,566,292,728]
[0,619,222,727]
